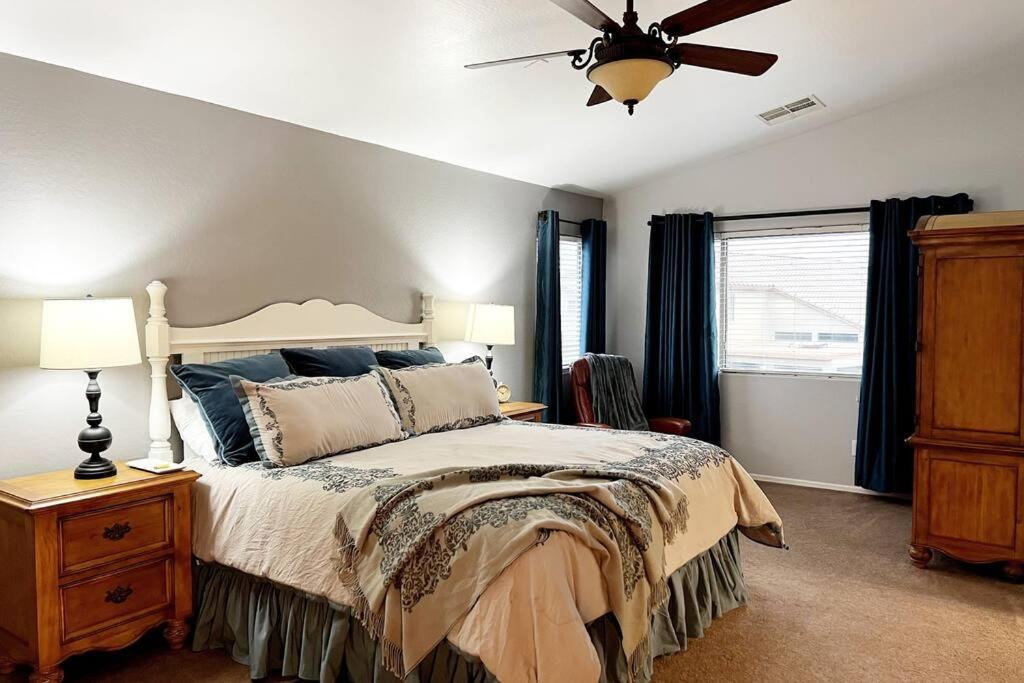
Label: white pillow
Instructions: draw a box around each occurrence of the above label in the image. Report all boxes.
[374,357,502,436]
[169,396,219,463]
[232,373,407,468]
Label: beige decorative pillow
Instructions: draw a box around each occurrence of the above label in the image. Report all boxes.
[232,373,406,467]
[374,357,502,436]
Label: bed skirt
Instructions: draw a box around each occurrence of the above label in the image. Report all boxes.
[191,529,747,682]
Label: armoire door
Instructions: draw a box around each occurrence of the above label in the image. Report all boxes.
[918,247,1024,446]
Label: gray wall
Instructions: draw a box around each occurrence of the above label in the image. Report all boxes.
[0,53,602,479]
[606,59,1024,489]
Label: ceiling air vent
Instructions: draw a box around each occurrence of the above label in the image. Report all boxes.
[757,95,825,126]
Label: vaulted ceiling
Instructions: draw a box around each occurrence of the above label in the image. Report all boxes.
[2,1,1022,194]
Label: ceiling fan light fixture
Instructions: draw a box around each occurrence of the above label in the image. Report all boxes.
[467,0,790,117]
[587,58,673,112]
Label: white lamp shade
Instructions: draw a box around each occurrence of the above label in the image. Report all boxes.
[39,297,142,370]
[464,304,515,346]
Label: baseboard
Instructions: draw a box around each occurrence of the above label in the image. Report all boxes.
[750,473,900,497]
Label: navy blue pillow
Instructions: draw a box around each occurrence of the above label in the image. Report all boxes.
[374,346,445,369]
[281,345,377,378]
[170,352,291,466]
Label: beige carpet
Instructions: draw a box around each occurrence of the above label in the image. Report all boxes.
[653,484,1023,682]
[2,483,1021,682]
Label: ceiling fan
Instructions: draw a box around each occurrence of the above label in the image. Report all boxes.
[466,0,790,115]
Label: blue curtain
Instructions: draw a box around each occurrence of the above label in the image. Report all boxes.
[581,219,608,355]
[643,213,721,444]
[533,209,562,423]
[855,193,973,493]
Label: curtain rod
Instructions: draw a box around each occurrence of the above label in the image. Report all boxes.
[648,206,870,226]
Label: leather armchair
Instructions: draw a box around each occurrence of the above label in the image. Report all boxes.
[569,358,692,436]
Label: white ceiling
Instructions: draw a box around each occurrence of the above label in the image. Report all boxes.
[1,1,1023,195]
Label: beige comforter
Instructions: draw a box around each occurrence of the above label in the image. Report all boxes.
[189,420,782,682]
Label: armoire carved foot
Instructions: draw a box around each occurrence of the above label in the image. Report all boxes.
[908,544,933,569]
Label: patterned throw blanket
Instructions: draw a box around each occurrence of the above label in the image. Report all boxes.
[587,353,650,431]
[333,426,785,680]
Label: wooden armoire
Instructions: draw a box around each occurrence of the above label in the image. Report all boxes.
[909,210,1024,579]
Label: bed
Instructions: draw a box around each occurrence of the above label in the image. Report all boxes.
[143,281,784,683]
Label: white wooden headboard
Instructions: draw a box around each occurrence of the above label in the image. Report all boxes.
[144,280,435,461]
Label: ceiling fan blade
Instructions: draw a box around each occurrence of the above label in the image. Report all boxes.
[587,85,613,106]
[549,0,620,33]
[465,49,584,70]
[661,0,790,37]
[669,43,778,76]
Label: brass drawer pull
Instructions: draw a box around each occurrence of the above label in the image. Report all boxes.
[102,522,132,541]
[105,586,133,604]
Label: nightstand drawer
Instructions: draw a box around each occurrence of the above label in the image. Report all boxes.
[59,495,173,575]
[60,558,173,643]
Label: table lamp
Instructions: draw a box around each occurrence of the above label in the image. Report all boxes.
[464,303,515,372]
[39,296,142,479]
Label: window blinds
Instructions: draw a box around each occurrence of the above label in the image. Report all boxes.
[714,227,870,375]
[559,235,583,369]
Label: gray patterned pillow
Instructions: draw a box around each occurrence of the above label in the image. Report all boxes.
[373,357,501,436]
[232,373,406,467]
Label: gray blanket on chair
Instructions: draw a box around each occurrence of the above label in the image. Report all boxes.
[587,353,649,431]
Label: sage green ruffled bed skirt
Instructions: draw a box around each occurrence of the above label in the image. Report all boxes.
[192,529,746,682]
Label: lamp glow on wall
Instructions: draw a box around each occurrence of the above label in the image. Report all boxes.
[464,303,515,372]
[39,296,142,479]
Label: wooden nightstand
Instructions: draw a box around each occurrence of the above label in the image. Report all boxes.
[0,463,200,682]
[500,401,547,422]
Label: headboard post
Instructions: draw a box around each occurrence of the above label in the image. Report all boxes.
[145,280,174,462]
[421,293,436,344]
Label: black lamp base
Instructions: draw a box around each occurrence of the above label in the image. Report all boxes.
[74,369,118,480]
[74,455,118,480]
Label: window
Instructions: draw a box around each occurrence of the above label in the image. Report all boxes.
[715,227,869,376]
[560,235,583,368]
